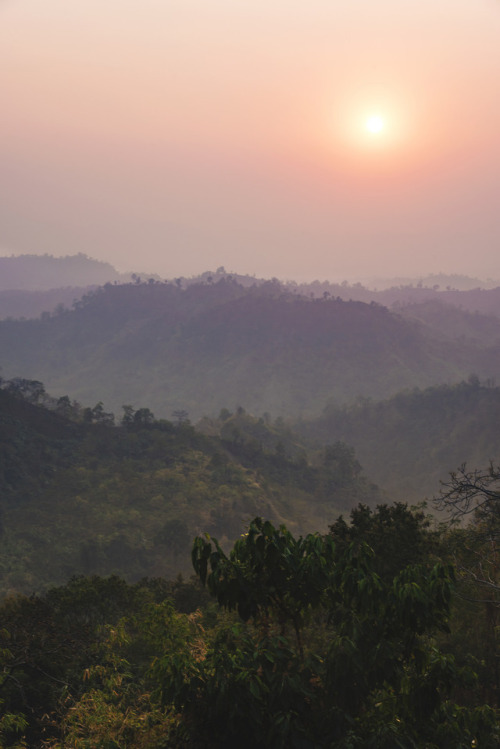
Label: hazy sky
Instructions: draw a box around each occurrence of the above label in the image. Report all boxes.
[1,0,500,282]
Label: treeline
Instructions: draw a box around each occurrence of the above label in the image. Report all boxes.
[1,497,500,747]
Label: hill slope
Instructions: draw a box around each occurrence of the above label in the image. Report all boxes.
[0,384,378,595]
[294,380,500,502]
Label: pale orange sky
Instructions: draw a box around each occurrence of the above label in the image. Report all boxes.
[1,0,500,281]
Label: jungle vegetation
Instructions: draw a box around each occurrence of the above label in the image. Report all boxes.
[1,501,500,747]
[1,380,500,745]
[2,263,500,745]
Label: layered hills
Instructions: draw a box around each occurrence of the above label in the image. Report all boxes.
[0,253,150,319]
[1,279,500,420]
[2,267,500,593]
[2,253,500,320]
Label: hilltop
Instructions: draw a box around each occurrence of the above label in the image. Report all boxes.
[0,253,129,291]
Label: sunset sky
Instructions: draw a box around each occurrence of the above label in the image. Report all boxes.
[1,0,500,282]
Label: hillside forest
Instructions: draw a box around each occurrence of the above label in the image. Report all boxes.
[2,255,500,746]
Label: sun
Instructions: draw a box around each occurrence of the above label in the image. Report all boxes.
[320,84,420,166]
[365,114,385,134]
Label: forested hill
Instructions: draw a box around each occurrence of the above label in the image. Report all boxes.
[0,383,378,595]
[1,279,500,419]
[0,253,128,291]
[294,379,500,502]
[2,257,500,320]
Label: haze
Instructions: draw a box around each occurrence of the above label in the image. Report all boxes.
[1,0,500,282]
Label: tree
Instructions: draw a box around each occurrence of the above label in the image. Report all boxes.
[55,395,79,420]
[435,463,500,604]
[47,600,188,749]
[167,518,497,748]
[437,462,500,521]
[3,378,45,404]
[436,463,500,704]
[156,518,191,559]
[84,401,115,425]
[121,404,135,426]
[329,501,439,583]
[192,517,334,656]
[172,409,189,426]
[0,630,27,748]
[133,407,155,426]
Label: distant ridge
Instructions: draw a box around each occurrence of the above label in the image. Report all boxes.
[176,269,500,316]
[0,252,129,291]
[1,255,500,320]
[363,272,500,292]
[1,279,500,419]
[0,253,165,318]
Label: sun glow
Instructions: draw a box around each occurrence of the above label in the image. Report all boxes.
[365,114,385,134]
[318,84,423,169]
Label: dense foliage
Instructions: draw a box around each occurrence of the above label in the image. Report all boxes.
[1,378,499,745]
[1,507,499,748]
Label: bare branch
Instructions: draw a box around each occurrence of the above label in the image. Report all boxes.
[435,462,500,520]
